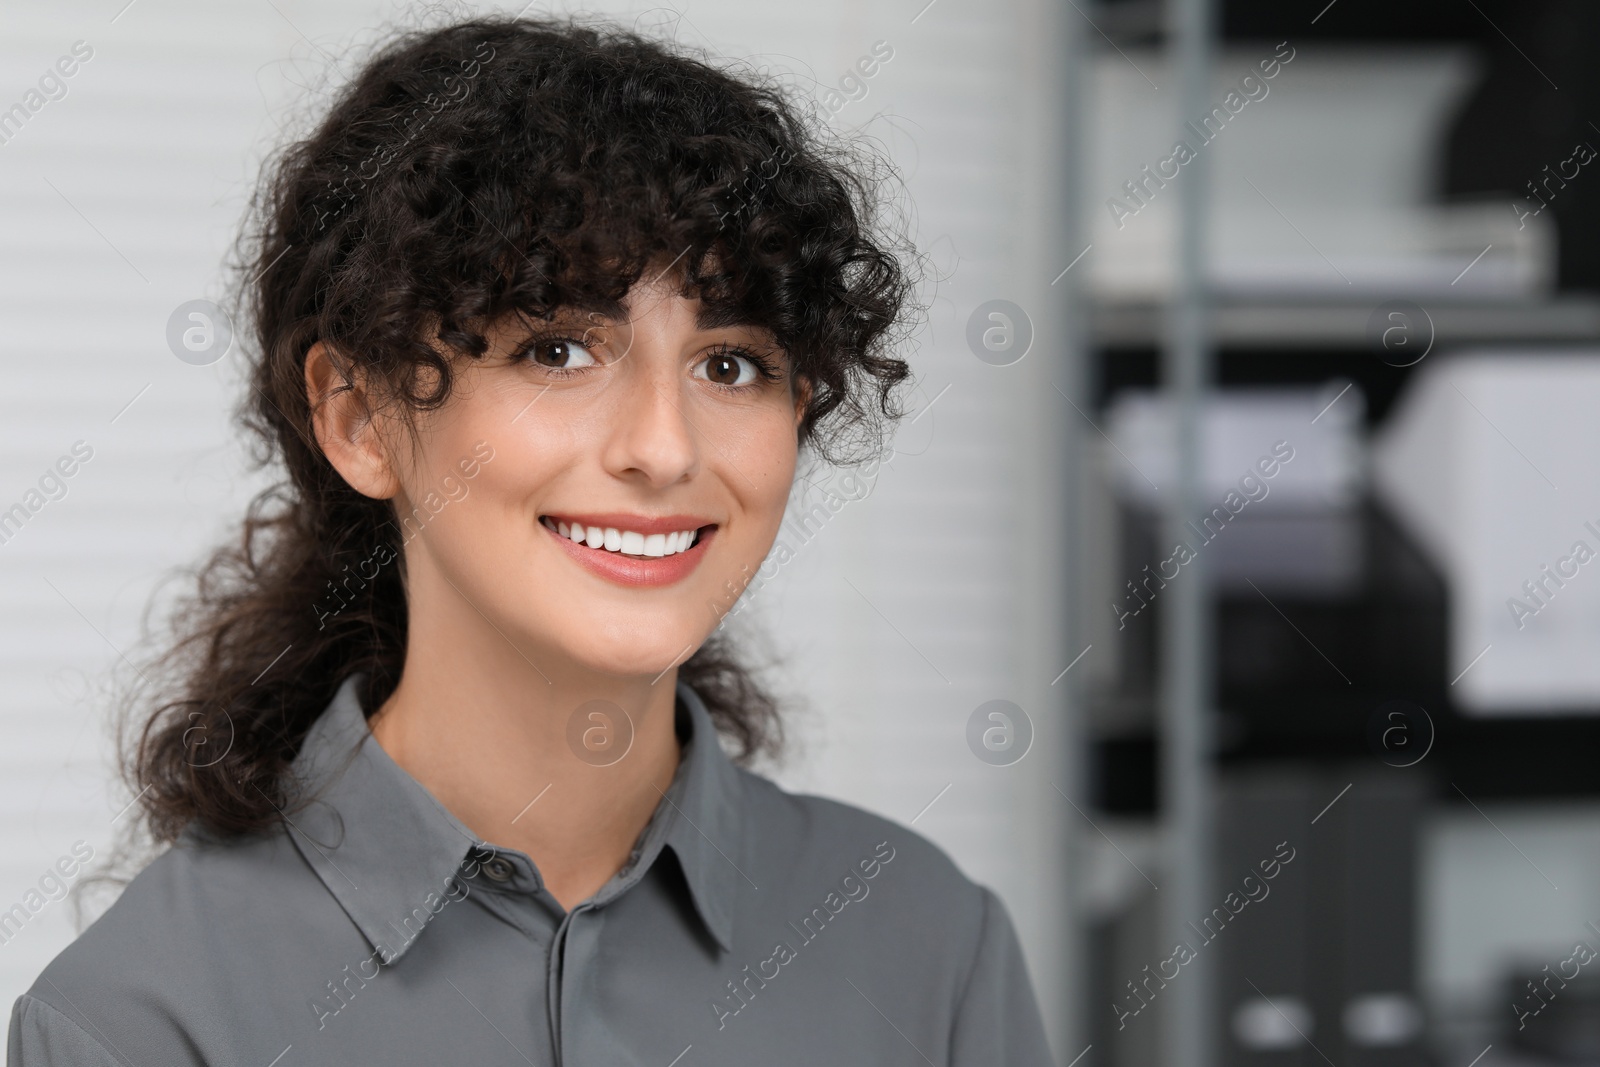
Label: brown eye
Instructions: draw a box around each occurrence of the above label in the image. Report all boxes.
[524,337,596,369]
[697,350,757,386]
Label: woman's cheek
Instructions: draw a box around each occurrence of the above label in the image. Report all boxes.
[737,398,802,473]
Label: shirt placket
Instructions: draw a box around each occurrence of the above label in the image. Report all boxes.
[545,901,582,1067]
[469,848,571,1066]
[545,841,650,1067]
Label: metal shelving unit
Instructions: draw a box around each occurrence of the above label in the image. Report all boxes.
[1093,295,1600,349]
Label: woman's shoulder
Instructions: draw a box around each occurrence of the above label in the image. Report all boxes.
[46,827,313,964]
[717,767,1050,1058]
[729,765,995,927]
[13,827,337,1063]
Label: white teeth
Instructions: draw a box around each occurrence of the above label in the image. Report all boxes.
[547,520,703,556]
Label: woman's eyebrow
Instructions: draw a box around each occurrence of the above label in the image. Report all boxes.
[542,297,628,324]
[694,304,764,332]
[535,297,765,335]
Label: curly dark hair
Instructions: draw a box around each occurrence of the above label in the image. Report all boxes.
[119,14,917,845]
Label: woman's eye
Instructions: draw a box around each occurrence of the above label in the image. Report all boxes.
[525,338,597,370]
[697,351,758,386]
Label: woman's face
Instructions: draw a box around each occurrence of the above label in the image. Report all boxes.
[376,271,804,681]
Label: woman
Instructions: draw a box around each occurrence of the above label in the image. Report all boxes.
[9,16,1052,1066]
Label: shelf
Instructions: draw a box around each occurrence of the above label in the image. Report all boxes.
[1091,294,1600,349]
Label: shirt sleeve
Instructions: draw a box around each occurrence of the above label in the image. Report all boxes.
[948,886,1057,1067]
[8,994,128,1067]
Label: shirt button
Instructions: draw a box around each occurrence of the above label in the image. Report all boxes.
[481,857,514,882]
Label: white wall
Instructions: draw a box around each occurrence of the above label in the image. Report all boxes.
[0,0,1070,1054]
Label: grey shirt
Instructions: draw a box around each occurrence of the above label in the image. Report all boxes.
[9,673,1054,1066]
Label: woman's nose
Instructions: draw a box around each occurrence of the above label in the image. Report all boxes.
[600,369,701,488]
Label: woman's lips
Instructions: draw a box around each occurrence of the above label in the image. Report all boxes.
[540,516,716,587]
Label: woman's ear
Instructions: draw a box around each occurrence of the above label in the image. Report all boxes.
[304,342,401,500]
[792,374,813,431]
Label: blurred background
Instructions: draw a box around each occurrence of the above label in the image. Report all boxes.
[3,1,1600,1066]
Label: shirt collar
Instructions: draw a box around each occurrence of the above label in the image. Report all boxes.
[283,672,744,962]
[284,673,485,964]
[656,680,743,952]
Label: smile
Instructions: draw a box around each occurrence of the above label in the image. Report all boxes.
[539,516,703,557]
[539,513,718,588]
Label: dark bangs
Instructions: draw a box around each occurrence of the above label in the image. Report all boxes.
[251,15,914,456]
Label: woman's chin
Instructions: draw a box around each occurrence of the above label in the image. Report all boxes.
[552,631,708,684]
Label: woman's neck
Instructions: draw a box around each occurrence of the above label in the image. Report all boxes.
[367,606,684,912]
